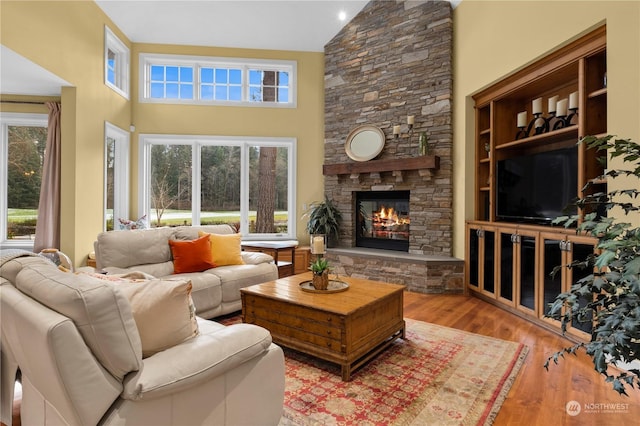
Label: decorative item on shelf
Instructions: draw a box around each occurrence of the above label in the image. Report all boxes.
[392,115,415,145]
[515,93,579,139]
[483,141,490,158]
[39,248,73,272]
[419,132,429,156]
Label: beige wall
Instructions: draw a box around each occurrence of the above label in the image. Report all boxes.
[452,0,640,258]
[1,1,325,265]
[1,0,132,265]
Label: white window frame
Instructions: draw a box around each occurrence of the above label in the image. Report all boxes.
[138,134,296,240]
[0,112,47,249]
[104,122,130,231]
[105,26,130,99]
[139,53,297,108]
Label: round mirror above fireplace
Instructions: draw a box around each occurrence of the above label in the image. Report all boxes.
[344,125,385,162]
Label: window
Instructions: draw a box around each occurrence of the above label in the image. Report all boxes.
[104,122,130,231]
[0,113,47,249]
[150,65,193,99]
[140,54,296,107]
[139,135,296,240]
[105,26,130,99]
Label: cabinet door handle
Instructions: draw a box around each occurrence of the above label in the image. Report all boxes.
[565,241,572,252]
[477,229,485,238]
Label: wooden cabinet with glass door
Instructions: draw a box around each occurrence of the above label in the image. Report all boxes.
[466,27,606,339]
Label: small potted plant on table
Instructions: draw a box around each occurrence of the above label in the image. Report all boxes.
[310,257,330,290]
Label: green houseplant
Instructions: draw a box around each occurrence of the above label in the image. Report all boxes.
[544,135,640,395]
[303,196,342,247]
[309,257,330,290]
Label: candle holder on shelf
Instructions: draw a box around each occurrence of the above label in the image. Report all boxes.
[552,108,578,130]
[516,110,578,138]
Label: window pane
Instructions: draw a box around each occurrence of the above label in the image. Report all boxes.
[166,66,179,82]
[279,71,289,85]
[215,68,228,84]
[180,67,193,82]
[105,137,115,231]
[249,87,261,102]
[201,85,214,100]
[229,69,241,84]
[151,65,164,81]
[180,83,193,99]
[7,125,47,240]
[249,70,262,85]
[166,83,179,98]
[248,146,288,234]
[201,68,214,83]
[150,145,192,227]
[229,86,242,101]
[150,83,164,98]
[200,146,241,228]
[215,86,227,100]
[278,88,288,102]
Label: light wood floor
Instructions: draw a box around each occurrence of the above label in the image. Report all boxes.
[404,291,640,425]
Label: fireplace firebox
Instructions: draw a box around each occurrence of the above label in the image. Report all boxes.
[355,190,410,251]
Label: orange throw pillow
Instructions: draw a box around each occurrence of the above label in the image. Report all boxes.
[169,234,217,273]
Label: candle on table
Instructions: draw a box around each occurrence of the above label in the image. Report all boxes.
[517,111,527,128]
[569,91,578,110]
[556,99,568,117]
[393,125,401,136]
[548,95,559,113]
[407,115,415,125]
[532,97,543,115]
[312,236,325,254]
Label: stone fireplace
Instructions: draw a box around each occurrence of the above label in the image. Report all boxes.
[321,0,463,294]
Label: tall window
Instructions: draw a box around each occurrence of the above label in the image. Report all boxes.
[105,26,130,99]
[139,135,296,239]
[104,122,130,231]
[140,53,296,107]
[0,113,47,248]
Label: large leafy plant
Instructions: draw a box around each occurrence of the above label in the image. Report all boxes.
[544,135,640,395]
[303,197,342,246]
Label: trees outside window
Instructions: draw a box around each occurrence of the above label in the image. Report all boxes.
[104,122,130,231]
[140,136,295,239]
[1,113,47,248]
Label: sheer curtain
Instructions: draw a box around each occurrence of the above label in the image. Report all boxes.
[34,102,61,252]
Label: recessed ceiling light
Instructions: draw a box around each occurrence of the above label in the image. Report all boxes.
[338,10,347,21]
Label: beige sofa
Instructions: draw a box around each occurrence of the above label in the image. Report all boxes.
[0,251,285,426]
[94,224,278,319]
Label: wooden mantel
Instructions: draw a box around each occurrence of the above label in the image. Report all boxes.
[323,156,439,176]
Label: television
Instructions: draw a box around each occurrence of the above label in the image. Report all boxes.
[497,145,578,225]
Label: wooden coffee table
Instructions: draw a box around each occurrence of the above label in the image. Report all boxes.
[241,272,405,381]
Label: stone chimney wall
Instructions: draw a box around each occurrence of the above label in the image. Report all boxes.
[324,0,453,256]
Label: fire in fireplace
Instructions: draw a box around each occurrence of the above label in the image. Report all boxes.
[355,190,410,251]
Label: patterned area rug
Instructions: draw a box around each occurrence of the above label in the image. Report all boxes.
[220,317,528,425]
